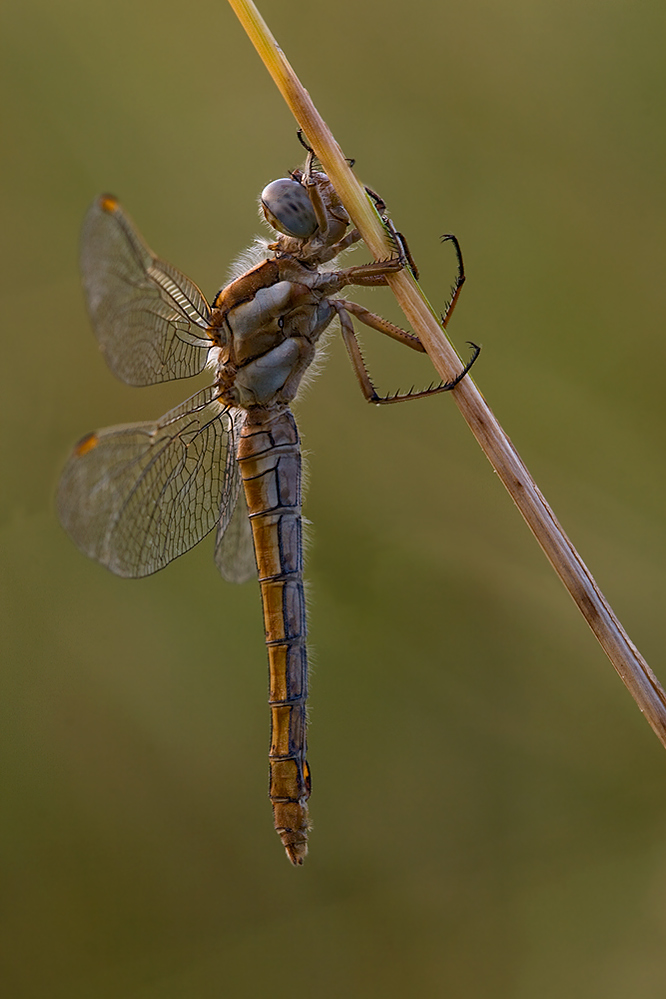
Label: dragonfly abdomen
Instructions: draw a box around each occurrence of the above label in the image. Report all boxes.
[237,408,310,865]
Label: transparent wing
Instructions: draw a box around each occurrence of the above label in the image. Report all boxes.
[81,195,214,386]
[215,483,257,583]
[57,387,239,578]
[214,409,257,584]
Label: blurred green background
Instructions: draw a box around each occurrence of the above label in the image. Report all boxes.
[2,0,666,995]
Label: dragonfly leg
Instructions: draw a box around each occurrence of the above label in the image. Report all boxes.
[332,299,480,405]
[326,255,405,291]
[363,186,420,280]
[387,222,419,280]
[302,169,332,240]
[334,302,383,403]
[440,234,465,327]
[336,298,425,352]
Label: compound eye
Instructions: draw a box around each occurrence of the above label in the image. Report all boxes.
[260,178,317,238]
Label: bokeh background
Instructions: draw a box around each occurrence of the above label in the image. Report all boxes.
[2,1,666,995]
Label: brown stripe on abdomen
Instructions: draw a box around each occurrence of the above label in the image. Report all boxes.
[236,407,310,865]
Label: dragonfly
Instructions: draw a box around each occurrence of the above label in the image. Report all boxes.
[57,145,479,865]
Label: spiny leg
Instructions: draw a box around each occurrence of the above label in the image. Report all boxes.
[332,300,479,405]
[388,223,419,281]
[327,255,405,290]
[364,186,420,280]
[440,234,465,327]
[336,299,425,352]
[334,302,383,403]
[331,232,463,314]
[354,231,474,402]
[302,157,331,239]
[371,341,480,404]
[296,128,312,155]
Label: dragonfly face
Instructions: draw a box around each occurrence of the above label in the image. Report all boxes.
[58,150,476,863]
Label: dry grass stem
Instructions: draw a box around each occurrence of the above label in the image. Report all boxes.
[227,0,666,748]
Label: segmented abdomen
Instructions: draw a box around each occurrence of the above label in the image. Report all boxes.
[236,407,310,865]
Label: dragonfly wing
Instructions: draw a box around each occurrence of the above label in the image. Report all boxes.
[81,195,214,386]
[214,409,256,584]
[214,485,257,584]
[57,387,236,578]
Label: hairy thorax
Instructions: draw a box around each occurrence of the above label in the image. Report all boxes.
[208,256,336,410]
